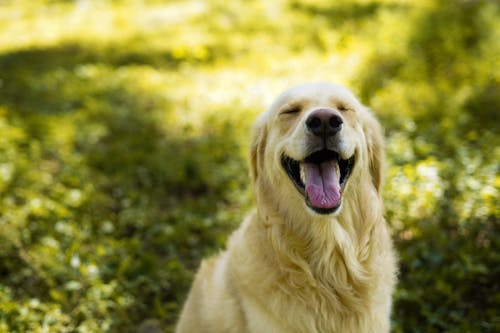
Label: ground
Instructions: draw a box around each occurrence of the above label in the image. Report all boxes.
[0,0,498,332]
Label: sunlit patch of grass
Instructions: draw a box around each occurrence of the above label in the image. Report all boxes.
[0,1,209,52]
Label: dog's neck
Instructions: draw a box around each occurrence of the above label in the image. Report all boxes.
[255,179,382,256]
[251,178,384,311]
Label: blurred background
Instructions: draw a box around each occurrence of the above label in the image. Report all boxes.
[0,0,498,332]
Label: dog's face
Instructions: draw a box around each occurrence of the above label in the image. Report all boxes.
[251,83,384,218]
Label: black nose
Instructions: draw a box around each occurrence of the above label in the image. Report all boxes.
[305,109,343,138]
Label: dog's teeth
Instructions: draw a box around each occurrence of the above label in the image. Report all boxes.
[335,160,340,177]
[300,163,306,184]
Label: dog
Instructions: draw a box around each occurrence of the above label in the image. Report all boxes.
[176,82,397,333]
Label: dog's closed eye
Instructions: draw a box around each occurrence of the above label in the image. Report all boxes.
[280,104,302,115]
[337,104,351,112]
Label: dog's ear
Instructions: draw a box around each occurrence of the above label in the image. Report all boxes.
[362,109,385,193]
[249,114,268,183]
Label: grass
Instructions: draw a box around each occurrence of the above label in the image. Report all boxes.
[0,0,498,332]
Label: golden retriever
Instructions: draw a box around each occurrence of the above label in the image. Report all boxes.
[176,83,397,333]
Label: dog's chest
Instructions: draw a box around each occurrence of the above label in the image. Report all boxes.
[242,291,371,333]
[240,270,374,333]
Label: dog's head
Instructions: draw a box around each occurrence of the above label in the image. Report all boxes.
[251,82,384,218]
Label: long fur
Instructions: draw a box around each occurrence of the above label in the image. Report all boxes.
[176,83,397,333]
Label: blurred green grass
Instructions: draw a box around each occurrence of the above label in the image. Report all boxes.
[0,0,498,332]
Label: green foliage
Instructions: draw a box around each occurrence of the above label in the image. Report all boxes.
[0,0,498,332]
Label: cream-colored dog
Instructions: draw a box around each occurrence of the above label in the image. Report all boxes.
[176,83,397,333]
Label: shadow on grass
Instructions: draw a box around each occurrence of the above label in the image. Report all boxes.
[0,41,218,115]
[291,1,407,26]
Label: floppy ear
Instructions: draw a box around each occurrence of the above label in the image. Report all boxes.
[249,115,268,183]
[362,109,385,193]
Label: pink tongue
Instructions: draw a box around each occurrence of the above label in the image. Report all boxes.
[304,161,341,209]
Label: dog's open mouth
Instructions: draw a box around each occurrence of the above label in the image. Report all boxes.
[281,150,355,214]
